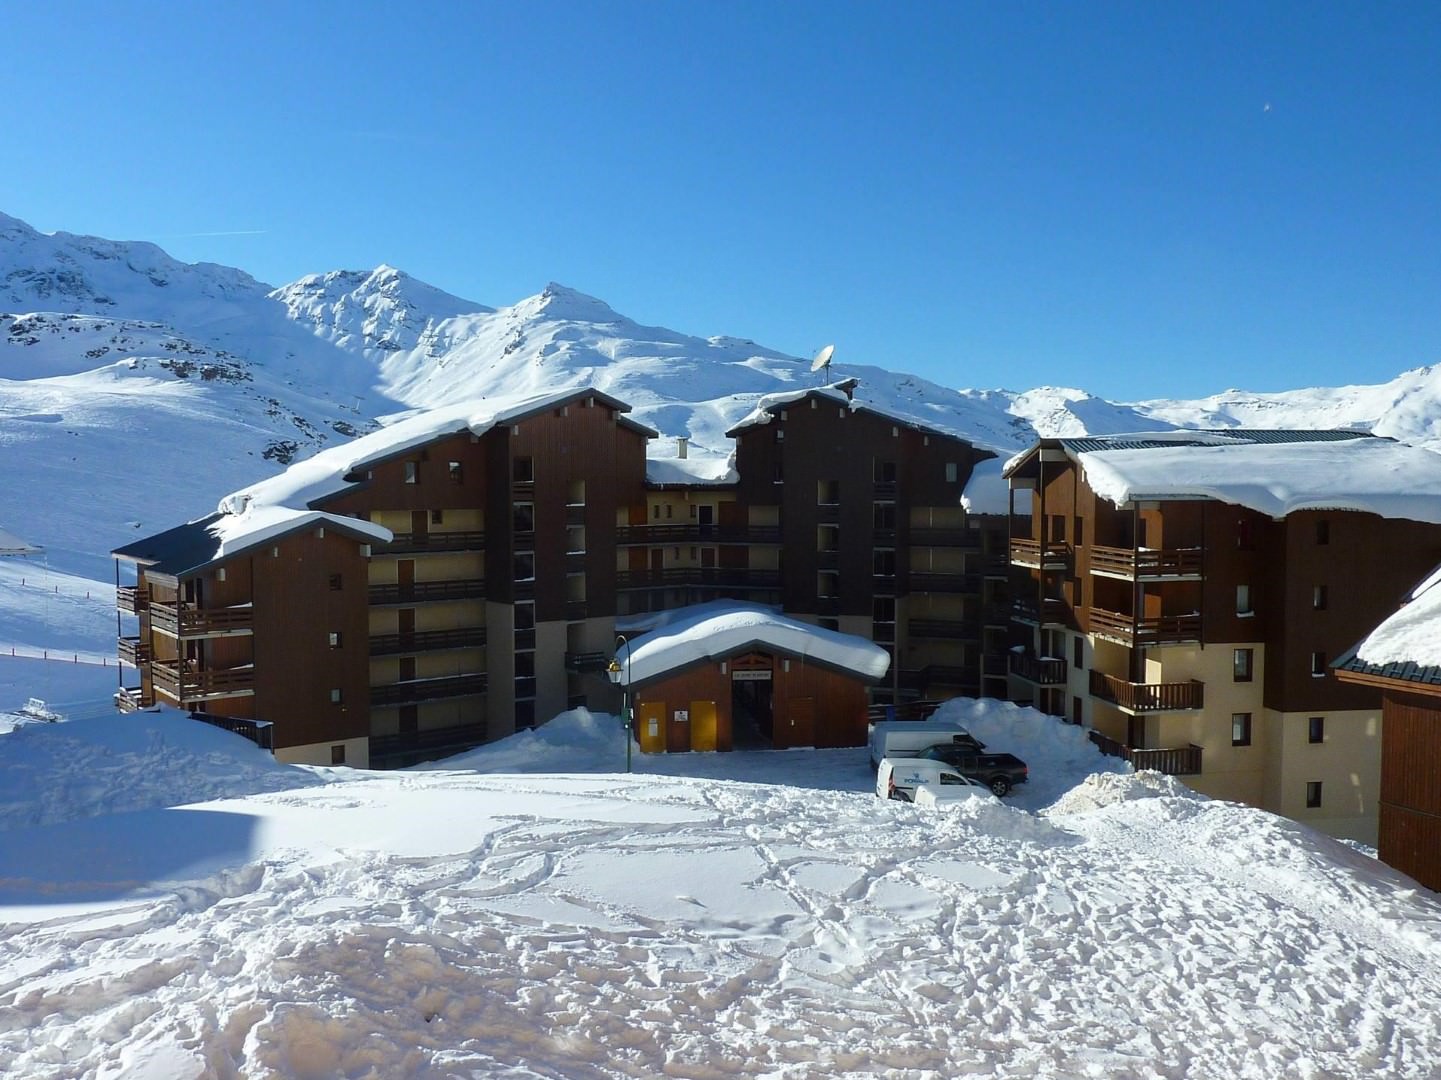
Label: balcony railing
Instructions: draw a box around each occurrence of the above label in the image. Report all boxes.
[614,568,782,591]
[1012,597,1071,626]
[370,673,488,706]
[1089,608,1202,647]
[1090,671,1205,712]
[565,651,611,673]
[614,524,781,545]
[909,571,980,594]
[368,579,486,606]
[909,618,972,639]
[1009,653,1067,685]
[1090,544,1203,580]
[370,722,488,766]
[373,530,486,555]
[114,686,151,712]
[1009,537,1072,568]
[369,628,487,656]
[908,527,982,549]
[151,660,255,702]
[148,602,254,637]
[117,585,148,614]
[1088,730,1203,776]
[189,713,274,750]
[117,636,151,666]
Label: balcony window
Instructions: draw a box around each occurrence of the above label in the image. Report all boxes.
[1233,648,1254,682]
[513,457,534,484]
[1306,781,1323,808]
[1231,712,1252,746]
[1308,716,1325,744]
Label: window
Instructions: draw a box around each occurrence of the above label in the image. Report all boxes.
[819,571,840,598]
[331,745,346,765]
[328,574,343,591]
[665,504,673,519]
[819,525,840,552]
[1233,648,1254,682]
[513,502,535,533]
[328,632,342,649]
[873,549,896,576]
[329,688,343,704]
[403,461,418,484]
[514,602,535,631]
[1311,651,1327,677]
[1308,716,1325,744]
[1231,712,1252,746]
[1071,696,1083,725]
[1073,636,1083,670]
[448,461,463,484]
[873,596,896,623]
[945,462,958,483]
[652,504,660,520]
[566,526,585,554]
[818,480,840,505]
[513,552,535,581]
[515,700,536,730]
[1073,517,1083,547]
[874,502,897,529]
[1237,517,1255,550]
[1306,781,1323,808]
[513,456,534,483]
[515,652,536,678]
[1313,585,1328,611]
[775,428,783,442]
[1236,584,1253,616]
[431,509,443,525]
[1316,519,1330,545]
[1050,515,1066,542]
[773,460,784,483]
[874,460,897,483]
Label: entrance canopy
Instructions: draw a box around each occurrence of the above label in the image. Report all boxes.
[617,601,891,687]
[0,525,42,556]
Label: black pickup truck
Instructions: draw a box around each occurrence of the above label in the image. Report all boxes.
[912,743,1029,797]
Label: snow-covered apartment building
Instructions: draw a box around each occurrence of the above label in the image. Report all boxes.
[1004,430,1441,843]
[113,384,1006,768]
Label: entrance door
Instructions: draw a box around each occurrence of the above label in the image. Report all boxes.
[398,608,416,650]
[411,510,429,546]
[698,505,715,536]
[637,701,666,753]
[667,706,691,753]
[398,559,415,601]
[785,697,816,749]
[689,700,718,752]
[650,548,664,571]
[399,657,416,683]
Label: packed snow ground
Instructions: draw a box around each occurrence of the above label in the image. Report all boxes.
[2,693,1440,1078]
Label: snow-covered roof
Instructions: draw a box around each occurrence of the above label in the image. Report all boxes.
[0,526,42,556]
[961,458,1010,516]
[1007,431,1441,524]
[1335,564,1441,686]
[615,601,891,685]
[114,510,389,577]
[645,456,739,487]
[725,380,980,446]
[220,387,653,515]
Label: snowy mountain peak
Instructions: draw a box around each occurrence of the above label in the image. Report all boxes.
[526,282,623,323]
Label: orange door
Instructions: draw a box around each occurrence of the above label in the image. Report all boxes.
[637,701,666,754]
[689,700,718,752]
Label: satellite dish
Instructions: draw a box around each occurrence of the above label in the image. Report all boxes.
[810,344,835,374]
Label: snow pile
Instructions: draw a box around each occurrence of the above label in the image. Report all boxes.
[1079,437,1441,523]
[1047,768,1203,816]
[0,710,321,830]
[422,708,624,773]
[1354,562,1441,668]
[959,455,1009,515]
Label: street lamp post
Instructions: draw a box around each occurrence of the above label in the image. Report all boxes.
[606,633,632,773]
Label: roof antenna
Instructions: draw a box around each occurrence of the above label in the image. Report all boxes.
[809,344,835,384]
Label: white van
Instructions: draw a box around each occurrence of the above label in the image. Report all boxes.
[876,757,975,802]
[868,720,982,770]
[913,777,996,807]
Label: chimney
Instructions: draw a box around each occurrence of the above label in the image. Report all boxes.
[677,437,688,459]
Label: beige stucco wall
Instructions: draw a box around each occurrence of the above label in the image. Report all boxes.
[486,601,516,739]
[275,736,370,769]
[534,619,570,725]
[1262,707,1380,845]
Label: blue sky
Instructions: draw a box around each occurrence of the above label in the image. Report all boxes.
[2,1,1438,400]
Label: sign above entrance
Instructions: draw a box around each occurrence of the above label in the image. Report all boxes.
[732,669,773,682]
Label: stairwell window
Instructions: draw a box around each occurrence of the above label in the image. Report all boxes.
[1308,716,1325,744]
[1306,781,1323,808]
[1233,648,1254,682]
[1236,584,1253,616]
[329,688,343,704]
[328,574,343,591]
[328,632,342,649]
[448,461,463,484]
[1313,585,1328,610]
[403,461,418,485]
[1311,651,1327,677]
[1231,712,1252,746]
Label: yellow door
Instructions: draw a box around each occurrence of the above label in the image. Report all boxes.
[689,700,718,752]
[638,701,667,754]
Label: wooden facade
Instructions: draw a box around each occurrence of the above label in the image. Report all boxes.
[116,385,1002,766]
[1376,689,1441,891]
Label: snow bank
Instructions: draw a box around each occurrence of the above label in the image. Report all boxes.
[420,708,624,773]
[960,456,1009,515]
[0,710,321,830]
[1079,437,1441,523]
[1047,769,1203,816]
[1355,562,1441,668]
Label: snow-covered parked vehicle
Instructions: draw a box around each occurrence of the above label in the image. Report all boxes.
[877,757,982,802]
[910,742,1029,797]
[867,719,984,770]
[912,775,997,807]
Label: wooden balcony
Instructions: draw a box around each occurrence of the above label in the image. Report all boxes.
[565,651,611,673]
[909,618,972,639]
[614,568,782,591]
[1012,596,1071,627]
[1088,730,1203,776]
[369,627,486,656]
[151,660,255,702]
[615,524,780,545]
[1009,653,1067,685]
[114,686,152,712]
[1089,608,1202,648]
[117,636,152,666]
[373,530,486,555]
[368,579,486,606]
[370,722,488,767]
[149,601,253,638]
[370,673,488,706]
[909,571,980,594]
[1090,544,1203,581]
[117,585,148,614]
[1090,671,1204,712]
[908,527,982,549]
[1010,537,1072,569]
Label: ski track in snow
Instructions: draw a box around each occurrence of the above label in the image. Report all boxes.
[3,767,1441,1078]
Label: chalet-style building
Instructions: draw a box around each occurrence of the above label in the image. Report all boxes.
[1334,568,1441,890]
[619,601,890,753]
[1004,430,1441,843]
[114,383,1004,767]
